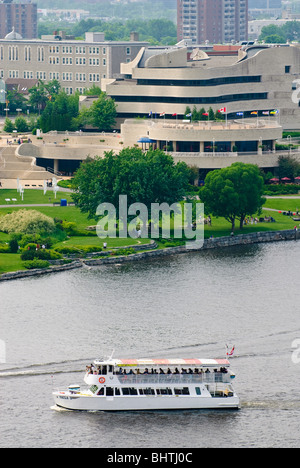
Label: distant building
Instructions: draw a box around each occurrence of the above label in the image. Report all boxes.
[0,31,148,95]
[177,0,248,45]
[248,0,281,8]
[248,18,300,40]
[0,1,37,39]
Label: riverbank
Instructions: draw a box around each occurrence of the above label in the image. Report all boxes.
[0,229,298,282]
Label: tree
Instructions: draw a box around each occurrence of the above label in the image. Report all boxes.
[6,89,27,113]
[278,156,300,180]
[3,117,15,133]
[39,91,79,132]
[200,163,265,231]
[86,92,117,131]
[14,116,29,132]
[83,85,102,96]
[72,147,191,219]
[28,81,49,114]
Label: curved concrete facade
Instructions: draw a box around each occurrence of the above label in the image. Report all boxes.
[103,44,300,130]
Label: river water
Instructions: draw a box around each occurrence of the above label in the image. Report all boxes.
[0,241,299,448]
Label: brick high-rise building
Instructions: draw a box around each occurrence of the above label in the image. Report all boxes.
[177,0,248,44]
[0,1,37,40]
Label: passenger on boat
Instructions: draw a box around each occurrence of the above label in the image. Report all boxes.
[159,368,165,374]
[167,368,172,374]
[143,368,149,374]
[174,368,179,374]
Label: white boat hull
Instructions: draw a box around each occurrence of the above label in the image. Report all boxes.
[53,392,240,411]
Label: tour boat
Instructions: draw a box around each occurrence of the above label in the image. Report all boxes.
[52,357,240,411]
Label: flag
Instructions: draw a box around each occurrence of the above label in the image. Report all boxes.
[218,107,226,113]
[236,112,244,116]
[251,111,258,115]
[160,112,165,117]
[226,345,235,357]
[172,113,177,116]
[262,111,269,115]
[148,111,152,117]
[270,109,279,114]
[202,112,209,116]
[186,113,192,117]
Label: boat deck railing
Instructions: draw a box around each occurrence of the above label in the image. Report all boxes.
[115,372,231,385]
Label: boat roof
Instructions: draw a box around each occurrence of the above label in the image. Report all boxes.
[94,358,230,367]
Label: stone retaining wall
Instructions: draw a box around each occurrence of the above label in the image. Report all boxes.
[0,260,82,282]
[0,230,298,282]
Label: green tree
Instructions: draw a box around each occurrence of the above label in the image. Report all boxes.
[88,92,117,131]
[72,147,191,219]
[263,34,285,44]
[200,163,265,231]
[3,117,15,133]
[6,89,26,113]
[278,156,300,180]
[83,85,102,96]
[15,116,29,132]
[28,81,49,114]
[39,91,79,132]
[199,107,207,121]
[208,107,215,121]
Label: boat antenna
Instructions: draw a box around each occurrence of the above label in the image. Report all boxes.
[108,349,115,360]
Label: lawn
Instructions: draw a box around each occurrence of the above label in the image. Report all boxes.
[0,194,299,275]
[56,236,151,249]
[0,206,94,231]
[0,253,25,274]
[0,189,73,206]
[263,198,300,213]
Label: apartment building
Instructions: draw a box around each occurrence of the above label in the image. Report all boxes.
[177,0,248,44]
[0,1,37,40]
[0,32,148,94]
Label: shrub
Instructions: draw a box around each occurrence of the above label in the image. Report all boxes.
[3,118,15,133]
[0,210,55,235]
[62,221,78,235]
[21,248,62,261]
[15,116,29,133]
[113,248,135,256]
[57,179,74,189]
[0,244,10,253]
[54,245,102,255]
[9,237,19,253]
[23,259,50,270]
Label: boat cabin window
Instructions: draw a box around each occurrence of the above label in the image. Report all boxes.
[156,388,172,395]
[195,387,201,395]
[97,387,105,396]
[139,388,155,395]
[122,387,138,396]
[106,387,114,396]
[174,387,190,395]
[115,388,121,395]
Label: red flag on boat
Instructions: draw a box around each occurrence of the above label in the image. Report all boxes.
[226,345,235,357]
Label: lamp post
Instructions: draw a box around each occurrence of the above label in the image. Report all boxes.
[288,135,291,155]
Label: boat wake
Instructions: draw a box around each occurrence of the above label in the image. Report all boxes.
[241,400,300,410]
